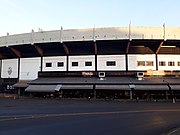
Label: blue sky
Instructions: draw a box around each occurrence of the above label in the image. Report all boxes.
[0,0,180,36]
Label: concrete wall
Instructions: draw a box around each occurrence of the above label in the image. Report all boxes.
[95,27,129,40]
[1,26,180,46]
[131,26,163,39]
[166,27,180,39]
[62,28,94,41]
[33,30,60,43]
[97,55,126,71]
[0,33,32,47]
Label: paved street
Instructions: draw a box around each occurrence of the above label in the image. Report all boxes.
[0,99,180,135]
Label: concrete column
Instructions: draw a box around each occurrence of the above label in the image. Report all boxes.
[94,89,96,99]
[130,90,133,100]
[18,88,21,98]
[93,84,96,99]
[60,90,63,98]
[166,91,168,100]
[66,55,69,71]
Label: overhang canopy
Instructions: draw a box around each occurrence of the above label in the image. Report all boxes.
[13,81,29,88]
[25,84,62,92]
[170,85,180,90]
[61,85,93,90]
[134,85,169,91]
[95,85,130,90]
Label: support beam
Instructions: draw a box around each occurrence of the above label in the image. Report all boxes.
[94,41,98,71]
[93,25,96,42]
[125,54,128,72]
[125,41,131,71]
[8,47,21,58]
[60,26,63,43]
[156,41,164,54]
[33,45,43,56]
[126,41,131,54]
[63,43,69,55]
[18,58,20,79]
[40,56,43,72]
[155,54,158,71]
[66,55,69,71]
[94,41,97,55]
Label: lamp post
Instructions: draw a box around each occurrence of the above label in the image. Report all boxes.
[163,80,175,103]
[129,84,135,100]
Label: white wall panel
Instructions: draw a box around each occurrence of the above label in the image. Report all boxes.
[33,30,60,43]
[0,33,32,46]
[0,36,7,46]
[166,27,180,39]
[158,55,180,71]
[62,28,93,41]
[131,27,163,39]
[128,54,156,71]
[43,56,67,71]
[69,55,95,71]
[20,58,41,80]
[97,55,126,71]
[1,59,18,78]
[95,27,129,40]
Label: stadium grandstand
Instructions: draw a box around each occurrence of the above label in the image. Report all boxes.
[0,26,180,101]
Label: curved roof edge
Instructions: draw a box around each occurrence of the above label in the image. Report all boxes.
[1,26,180,47]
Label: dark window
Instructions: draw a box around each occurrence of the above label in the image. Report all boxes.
[72,62,78,67]
[137,61,145,66]
[46,63,52,67]
[106,61,116,66]
[85,61,92,66]
[168,61,175,66]
[178,62,180,66]
[57,62,64,67]
[159,61,166,66]
[146,61,154,66]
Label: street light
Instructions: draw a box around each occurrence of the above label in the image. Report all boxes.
[163,80,175,103]
[129,84,135,100]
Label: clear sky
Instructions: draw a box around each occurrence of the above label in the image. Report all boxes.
[0,0,180,36]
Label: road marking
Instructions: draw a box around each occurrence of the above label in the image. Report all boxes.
[167,127,180,135]
[1,109,180,122]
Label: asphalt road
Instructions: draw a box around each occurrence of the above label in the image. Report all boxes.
[0,98,180,135]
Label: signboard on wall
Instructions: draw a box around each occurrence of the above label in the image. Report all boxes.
[1,59,18,78]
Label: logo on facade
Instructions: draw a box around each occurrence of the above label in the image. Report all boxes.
[7,67,12,75]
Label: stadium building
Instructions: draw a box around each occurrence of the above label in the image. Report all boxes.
[0,26,180,100]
